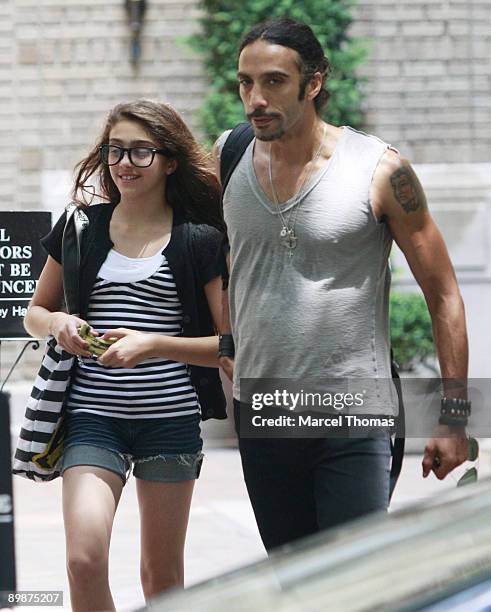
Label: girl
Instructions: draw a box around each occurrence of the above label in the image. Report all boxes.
[24,100,226,611]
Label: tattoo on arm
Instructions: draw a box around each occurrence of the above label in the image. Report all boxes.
[389,166,426,213]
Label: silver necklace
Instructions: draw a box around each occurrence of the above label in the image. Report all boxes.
[268,124,327,253]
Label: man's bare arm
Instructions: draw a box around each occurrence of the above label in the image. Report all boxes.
[371,150,469,479]
[372,150,468,383]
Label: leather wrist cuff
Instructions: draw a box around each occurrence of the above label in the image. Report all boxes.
[218,334,235,358]
[439,397,471,427]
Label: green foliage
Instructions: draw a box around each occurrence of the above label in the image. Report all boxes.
[189,0,368,144]
[390,291,436,372]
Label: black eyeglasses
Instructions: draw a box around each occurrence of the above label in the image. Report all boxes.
[99,144,170,168]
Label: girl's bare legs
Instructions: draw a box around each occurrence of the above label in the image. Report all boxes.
[63,466,124,612]
[136,479,195,599]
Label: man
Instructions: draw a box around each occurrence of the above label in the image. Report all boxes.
[213,18,469,551]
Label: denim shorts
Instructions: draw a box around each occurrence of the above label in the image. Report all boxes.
[61,411,203,484]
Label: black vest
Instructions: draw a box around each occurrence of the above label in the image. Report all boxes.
[41,202,227,421]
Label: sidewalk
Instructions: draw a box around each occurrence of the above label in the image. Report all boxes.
[13,444,491,611]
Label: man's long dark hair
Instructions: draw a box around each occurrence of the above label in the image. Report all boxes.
[72,100,224,230]
[239,18,331,115]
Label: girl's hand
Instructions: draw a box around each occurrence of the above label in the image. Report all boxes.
[98,328,156,368]
[48,312,94,356]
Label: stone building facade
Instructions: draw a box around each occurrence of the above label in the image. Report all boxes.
[1,0,490,379]
[351,0,491,379]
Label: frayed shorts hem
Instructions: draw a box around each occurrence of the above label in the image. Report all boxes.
[61,443,203,484]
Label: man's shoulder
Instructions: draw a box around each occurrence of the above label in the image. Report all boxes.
[373,148,411,188]
[212,129,234,157]
[342,127,405,180]
[213,125,254,183]
[211,129,234,178]
[217,128,234,145]
[343,125,392,148]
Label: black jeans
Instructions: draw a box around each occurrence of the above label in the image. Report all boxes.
[234,400,391,551]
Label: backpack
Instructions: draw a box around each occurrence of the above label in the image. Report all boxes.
[219,123,405,500]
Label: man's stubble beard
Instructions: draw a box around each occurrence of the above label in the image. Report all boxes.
[253,125,285,142]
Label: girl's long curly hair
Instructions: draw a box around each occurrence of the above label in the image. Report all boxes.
[72,100,224,230]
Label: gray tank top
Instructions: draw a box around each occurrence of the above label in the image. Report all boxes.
[223,126,398,413]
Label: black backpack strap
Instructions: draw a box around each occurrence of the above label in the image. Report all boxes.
[219,123,255,289]
[220,122,255,191]
[389,351,405,500]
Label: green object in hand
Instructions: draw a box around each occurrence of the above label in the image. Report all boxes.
[456,438,479,488]
[457,467,478,487]
[78,324,117,357]
[468,437,479,462]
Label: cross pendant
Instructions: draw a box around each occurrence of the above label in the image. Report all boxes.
[285,231,297,250]
[279,227,297,252]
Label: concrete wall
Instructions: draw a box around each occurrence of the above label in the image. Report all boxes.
[352,0,491,163]
[2,0,490,207]
[350,1,491,377]
[391,163,491,377]
[1,0,206,212]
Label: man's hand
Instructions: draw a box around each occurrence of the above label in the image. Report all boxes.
[422,424,469,479]
[219,356,234,381]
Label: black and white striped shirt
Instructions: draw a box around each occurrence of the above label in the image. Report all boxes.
[66,249,200,419]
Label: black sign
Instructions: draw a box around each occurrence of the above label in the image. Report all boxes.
[0,211,51,339]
